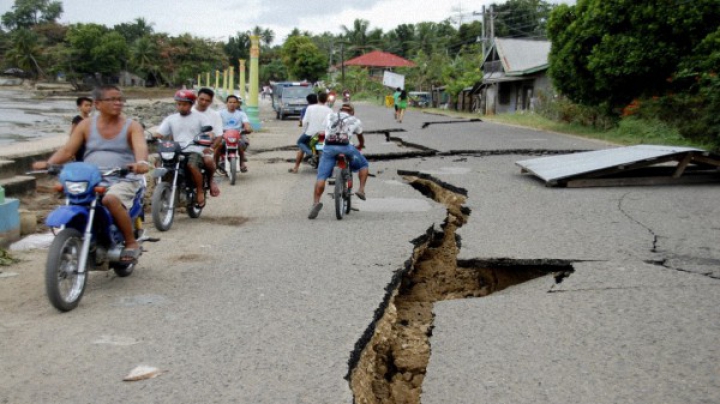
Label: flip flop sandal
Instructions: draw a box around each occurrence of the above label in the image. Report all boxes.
[241,167,248,173]
[120,248,141,263]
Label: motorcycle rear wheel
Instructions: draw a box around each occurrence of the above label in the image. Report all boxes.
[45,228,87,312]
[151,182,175,232]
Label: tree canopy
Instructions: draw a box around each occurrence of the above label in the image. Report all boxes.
[547,0,720,111]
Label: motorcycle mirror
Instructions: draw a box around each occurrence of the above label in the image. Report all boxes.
[201,125,213,133]
[152,168,168,178]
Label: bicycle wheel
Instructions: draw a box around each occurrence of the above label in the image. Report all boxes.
[334,167,346,220]
[345,170,352,215]
[45,228,87,312]
[151,182,175,231]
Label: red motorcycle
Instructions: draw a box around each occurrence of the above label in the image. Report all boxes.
[217,129,245,186]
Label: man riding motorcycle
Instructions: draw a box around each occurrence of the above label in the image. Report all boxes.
[155,89,220,208]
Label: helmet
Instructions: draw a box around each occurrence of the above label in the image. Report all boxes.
[174,89,197,104]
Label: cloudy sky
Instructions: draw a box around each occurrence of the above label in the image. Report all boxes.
[30,0,575,45]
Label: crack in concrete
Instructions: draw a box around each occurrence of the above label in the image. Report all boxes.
[347,172,575,404]
[421,119,483,129]
[644,259,720,280]
[618,192,659,252]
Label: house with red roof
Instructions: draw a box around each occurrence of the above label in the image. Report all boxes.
[333,50,416,79]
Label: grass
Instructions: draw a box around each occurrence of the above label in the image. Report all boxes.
[418,108,714,150]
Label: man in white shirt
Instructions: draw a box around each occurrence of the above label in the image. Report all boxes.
[289,92,333,173]
[155,89,220,207]
[193,88,223,137]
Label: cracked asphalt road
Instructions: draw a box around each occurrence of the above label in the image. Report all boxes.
[1,97,719,403]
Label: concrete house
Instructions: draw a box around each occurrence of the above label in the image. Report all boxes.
[480,38,552,114]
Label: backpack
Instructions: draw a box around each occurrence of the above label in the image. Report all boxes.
[325,113,351,145]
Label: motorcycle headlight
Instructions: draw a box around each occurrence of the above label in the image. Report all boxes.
[65,181,89,195]
[160,152,175,160]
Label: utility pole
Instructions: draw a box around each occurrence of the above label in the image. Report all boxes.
[341,43,345,86]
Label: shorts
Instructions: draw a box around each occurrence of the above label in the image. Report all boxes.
[317,144,368,181]
[106,180,142,209]
[186,152,205,169]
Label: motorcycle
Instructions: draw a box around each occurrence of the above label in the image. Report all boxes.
[37,162,152,312]
[216,129,248,186]
[327,92,336,108]
[342,91,351,103]
[151,126,213,231]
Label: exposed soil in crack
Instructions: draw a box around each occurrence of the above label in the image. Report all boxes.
[348,172,574,404]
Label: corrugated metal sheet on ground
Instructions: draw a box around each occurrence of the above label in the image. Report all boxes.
[515,145,703,183]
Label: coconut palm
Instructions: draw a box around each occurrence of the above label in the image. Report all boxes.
[4,28,45,78]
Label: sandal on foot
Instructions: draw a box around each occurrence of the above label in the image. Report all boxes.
[308,203,323,219]
[355,191,366,200]
[288,168,298,174]
[241,166,248,173]
[120,247,141,263]
[210,182,220,197]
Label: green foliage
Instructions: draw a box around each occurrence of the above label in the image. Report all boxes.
[441,47,484,100]
[492,0,554,38]
[113,18,154,44]
[281,35,327,81]
[224,32,250,66]
[65,23,128,77]
[260,58,287,83]
[548,0,720,112]
[4,27,45,77]
[1,0,62,31]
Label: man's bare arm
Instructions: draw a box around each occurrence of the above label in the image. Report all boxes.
[127,121,150,174]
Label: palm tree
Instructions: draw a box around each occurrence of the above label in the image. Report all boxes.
[340,19,381,57]
[4,28,45,78]
[261,28,275,47]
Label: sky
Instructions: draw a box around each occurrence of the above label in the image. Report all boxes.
[2,0,574,45]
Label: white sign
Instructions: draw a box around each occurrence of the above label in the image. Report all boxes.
[382,71,405,89]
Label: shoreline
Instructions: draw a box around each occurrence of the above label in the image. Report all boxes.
[0,87,177,157]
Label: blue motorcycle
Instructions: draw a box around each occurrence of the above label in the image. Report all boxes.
[41,162,151,311]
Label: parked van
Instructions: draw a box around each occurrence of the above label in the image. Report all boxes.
[271,81,313,120]
[409,91,431,108]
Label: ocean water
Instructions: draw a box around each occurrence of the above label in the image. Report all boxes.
[0,90,76,146]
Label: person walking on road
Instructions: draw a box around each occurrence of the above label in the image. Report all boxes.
[392,87,401,121]
[397,90,408,123]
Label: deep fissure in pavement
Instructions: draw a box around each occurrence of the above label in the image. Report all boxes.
[348,172,574,404]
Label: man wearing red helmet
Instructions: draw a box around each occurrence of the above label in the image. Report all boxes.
[155,89,220,207]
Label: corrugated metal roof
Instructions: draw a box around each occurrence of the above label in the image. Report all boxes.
[516,145,705,184]
[495,38,551,74]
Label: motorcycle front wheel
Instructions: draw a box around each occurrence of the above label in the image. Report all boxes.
[151,182,175,232]
[187,190,205,218]
[45,228,87,312]
[229,156,237,185]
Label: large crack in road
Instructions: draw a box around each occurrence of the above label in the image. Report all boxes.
[347,170,575,404]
